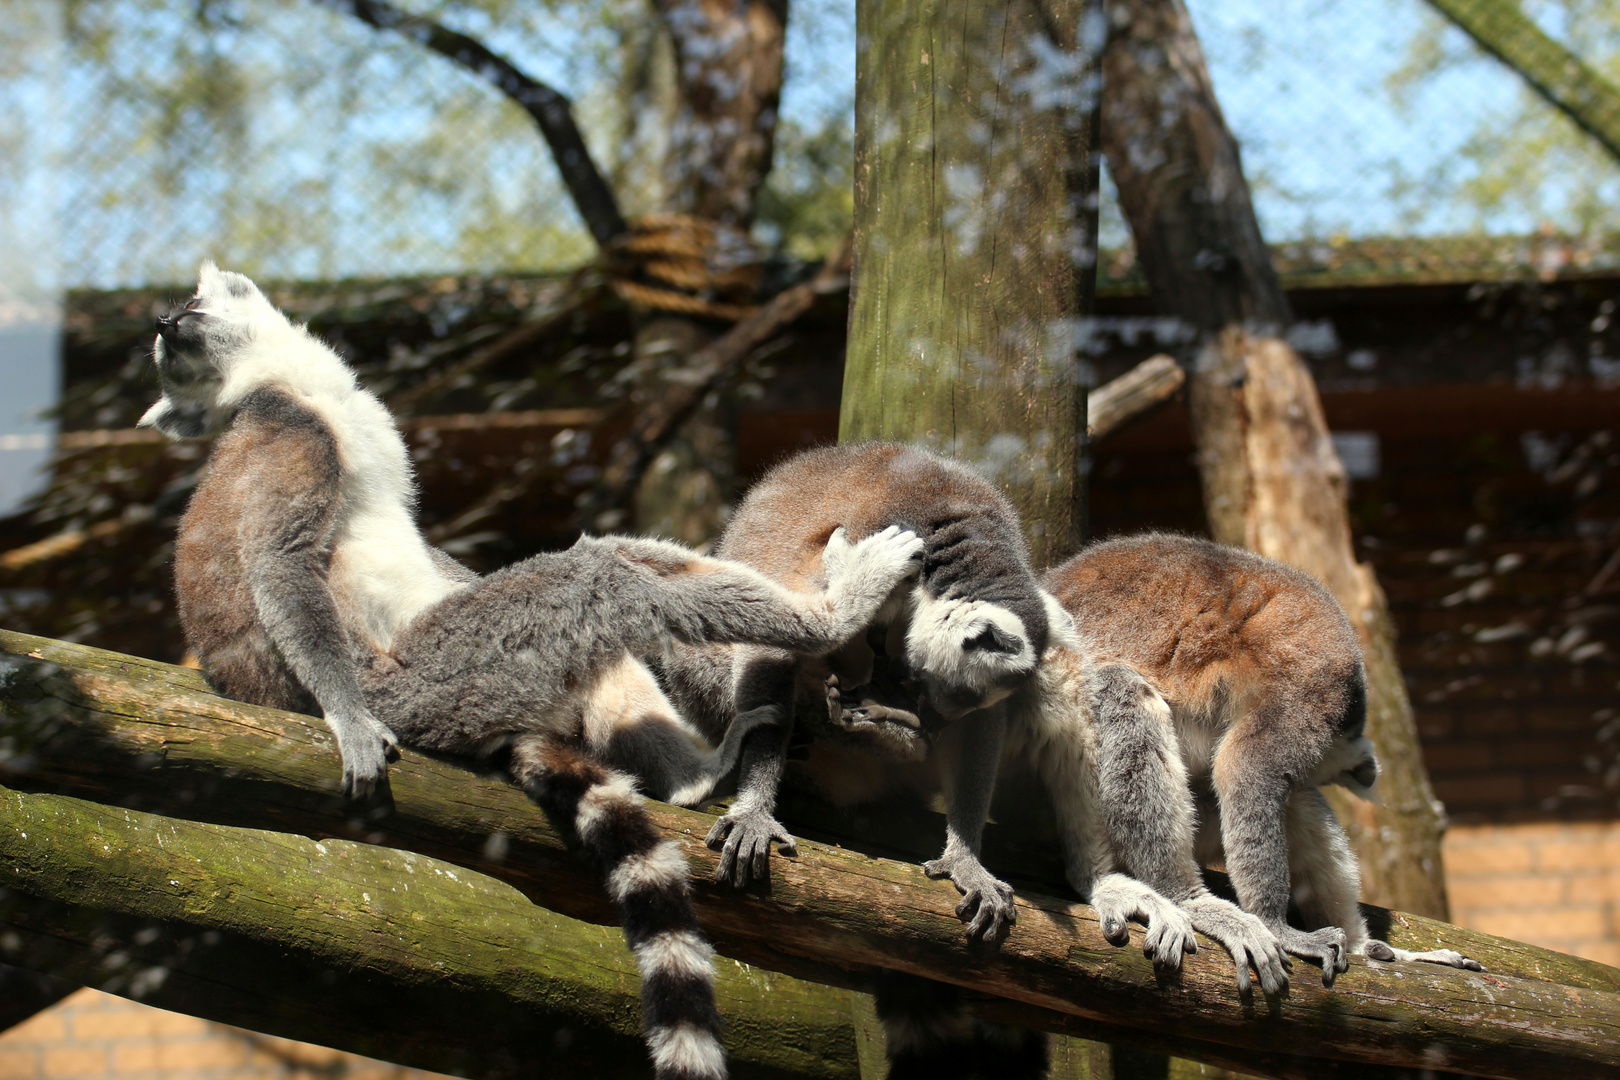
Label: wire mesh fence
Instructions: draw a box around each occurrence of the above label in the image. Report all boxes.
[2,0,1617,293]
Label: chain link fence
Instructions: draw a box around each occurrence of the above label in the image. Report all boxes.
[2,0,1617,292]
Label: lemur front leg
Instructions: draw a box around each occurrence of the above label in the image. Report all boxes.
[925,703,1017,945]
[247,549,398,800]
[706,650,799,887]
[1088,664,1288,993]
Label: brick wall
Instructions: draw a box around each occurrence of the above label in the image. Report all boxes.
[1444,820,1620,967]
[0,989,448,1080]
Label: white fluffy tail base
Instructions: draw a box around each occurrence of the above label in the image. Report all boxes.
[512,739,727,1080]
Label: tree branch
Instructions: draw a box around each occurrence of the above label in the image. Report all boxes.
[0,630,1617,1079]
[319,0,628,246]
[0,784,860,1080]
[1087,354,1184,441]
[1425,0,1620,164]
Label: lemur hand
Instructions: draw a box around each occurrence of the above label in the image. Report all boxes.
[822,525,924,631]
[823,674,930,761]
[328,709,400,800]
[706,804,797,888]
[924,850,1017,946]
[1277,923,1349,987]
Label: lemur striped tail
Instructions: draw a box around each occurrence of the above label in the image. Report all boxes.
[512,737,727,1080]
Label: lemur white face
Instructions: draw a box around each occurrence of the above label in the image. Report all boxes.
[902,589,1042,723]
[138,261,278,438]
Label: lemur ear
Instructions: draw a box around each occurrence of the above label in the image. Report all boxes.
[137,396,210,439]
[197,260,262,302]
[964,622,1024,655]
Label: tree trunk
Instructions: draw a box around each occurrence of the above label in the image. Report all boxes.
[0,631,1617,1080]
[1099,0,1450,920]
[1425,0,1620,164]
[842,0,1103,567]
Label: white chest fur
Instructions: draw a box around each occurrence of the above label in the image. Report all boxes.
[304,387,462,653]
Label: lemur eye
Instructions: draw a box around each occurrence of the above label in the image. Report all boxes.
[183,298,201,310]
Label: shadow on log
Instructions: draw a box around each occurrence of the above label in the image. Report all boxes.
[0,630,1616,1080]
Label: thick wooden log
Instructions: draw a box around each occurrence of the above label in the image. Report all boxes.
[0,783,859,1080]
[0,631,1616,1079]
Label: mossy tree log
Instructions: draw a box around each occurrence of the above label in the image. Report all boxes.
[1099,0,1450,921]
[842,0,1103,567]
[0,784,859,1080]
[0,631,1617,1080]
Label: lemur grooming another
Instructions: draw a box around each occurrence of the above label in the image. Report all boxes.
[142,263,926,1080]
[661,442,1060,945]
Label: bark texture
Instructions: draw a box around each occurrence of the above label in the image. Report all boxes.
[843,0,1103,567]
[655,0,787,229]
[1,631,1617,1080]
[1099,0,1449,918]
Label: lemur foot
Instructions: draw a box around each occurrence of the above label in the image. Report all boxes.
[331,711,400,800]
[706,804,797,888]
[1362,939,1485,972]
[1088,873,1197,974]
[822,525,924,629]
[924,851,1016,945]
[1277,924,1349,987]
[1180,895,1290,996]
[823,674,930,761]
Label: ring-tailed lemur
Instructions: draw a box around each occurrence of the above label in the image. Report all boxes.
[1043,533,1481,984]
[141,263,926,1080]
[661,442,1059,947]
[819,600,1293,997]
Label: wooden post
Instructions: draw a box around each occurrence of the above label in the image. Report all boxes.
[843,0,1103,566]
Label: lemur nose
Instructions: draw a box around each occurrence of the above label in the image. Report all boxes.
[155,314,173,331]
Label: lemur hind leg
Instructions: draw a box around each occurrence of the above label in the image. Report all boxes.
[1285,787,1484,973]
[579,653,771,808]
[1213,701,1350,986]
[706,648,799,888]
[1089,664,1287,993]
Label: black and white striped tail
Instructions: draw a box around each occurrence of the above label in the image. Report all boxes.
[875,972,1048,1080]
[513,738,727,1080]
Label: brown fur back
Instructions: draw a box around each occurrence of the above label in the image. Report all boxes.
[173,388,343,715]
[720,442,1031,595]
[1044,534,1363,737]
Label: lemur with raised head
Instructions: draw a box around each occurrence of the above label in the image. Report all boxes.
[142,263,926,1080]
[1043,533,1481,983]
[663,442,1059,946]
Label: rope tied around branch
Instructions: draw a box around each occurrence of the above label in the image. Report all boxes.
[605,213,763,322]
